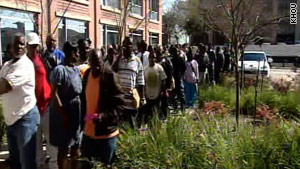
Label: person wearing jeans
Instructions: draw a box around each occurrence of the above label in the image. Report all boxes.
[81,49,125,166]
[184,49,199,108]
[26,32,58,169]
[0,33,40,169]
[6,107,40,169]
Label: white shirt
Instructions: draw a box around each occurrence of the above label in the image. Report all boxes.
[0,55,36,125]
[136,51,150,67]
[145,64,167,100]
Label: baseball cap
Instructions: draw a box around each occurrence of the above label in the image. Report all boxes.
[26,32,41,45]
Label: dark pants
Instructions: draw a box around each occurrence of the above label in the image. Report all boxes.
[141,98,160,125]
[215,69,222,84]
[81,135,118,165]
[208,64,215,85]
[160,94,169,120]
[122,108,139,128]
[7,106,40,169]
[174,80,186,111]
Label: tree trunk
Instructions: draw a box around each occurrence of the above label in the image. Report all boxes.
[234,46,241,126]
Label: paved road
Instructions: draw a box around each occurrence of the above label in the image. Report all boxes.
[269,68,299,84]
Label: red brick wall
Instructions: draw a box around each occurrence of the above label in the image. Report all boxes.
[0,0,162,49]
[98,0,163,46]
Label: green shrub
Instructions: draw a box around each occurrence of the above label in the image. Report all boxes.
[199,85,300,121]
[199,85,236,111]
[115,115,300,168]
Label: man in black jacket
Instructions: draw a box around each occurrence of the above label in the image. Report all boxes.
[156,46,173,119]
[215,46,225,84]
[207,44,216,85]
[170,45,186,112]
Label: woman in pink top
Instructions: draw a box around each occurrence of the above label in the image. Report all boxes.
[183,48,199,108]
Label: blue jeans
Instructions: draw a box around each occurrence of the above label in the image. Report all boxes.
[184,81,197,107]
[7,106,40,169]
[81,135,118,165]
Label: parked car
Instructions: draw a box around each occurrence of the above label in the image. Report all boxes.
[238,51,271,77]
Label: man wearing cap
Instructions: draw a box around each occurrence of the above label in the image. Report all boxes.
[26,32,57,169]
[0,32,40,169]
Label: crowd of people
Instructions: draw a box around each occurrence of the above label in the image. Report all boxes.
[0,32,232,169]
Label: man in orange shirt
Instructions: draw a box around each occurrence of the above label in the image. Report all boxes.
[81,49,124,167]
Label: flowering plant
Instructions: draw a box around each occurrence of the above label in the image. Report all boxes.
[256,104,278,121]
[270,78,292,94]
[204,101,229,115]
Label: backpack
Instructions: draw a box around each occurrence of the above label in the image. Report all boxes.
[160,57,174,89]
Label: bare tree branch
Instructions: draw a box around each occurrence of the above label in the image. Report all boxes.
[52,0,73,34]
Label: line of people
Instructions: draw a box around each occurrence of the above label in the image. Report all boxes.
[0,31,231,169]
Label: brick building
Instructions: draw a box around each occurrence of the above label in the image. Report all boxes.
[0,0,163,63]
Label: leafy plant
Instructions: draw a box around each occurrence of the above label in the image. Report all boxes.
[199,85,236,110]
[256,104,278,121]
[270,78,292,94]
[115,114,300,168]
[204,101,229,115]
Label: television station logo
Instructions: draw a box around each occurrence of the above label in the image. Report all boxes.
[290,3,297,24]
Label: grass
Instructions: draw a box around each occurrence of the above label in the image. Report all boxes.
[198,85,300,121]
[115,114,300,168]
[113,83,300,168]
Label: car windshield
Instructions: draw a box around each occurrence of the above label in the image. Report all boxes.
[242,53,266,61]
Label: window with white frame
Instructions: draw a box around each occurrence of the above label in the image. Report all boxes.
[58,18,88,49]
[102,0,120,9]
[102,25,119,47]
[129,30,143,49]
[131,0,143,16]
[149,0,159,21]
[149,32,159,46]
[0,8,37,63]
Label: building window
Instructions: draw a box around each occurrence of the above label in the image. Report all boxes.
[149,0,159,21]
[131,0,143,16]
[58,18,88,49]
[102,0,120,9]
[102,25,119,47]
[149,32,159,46]
[129,30,143,49]
[0,8,37,62]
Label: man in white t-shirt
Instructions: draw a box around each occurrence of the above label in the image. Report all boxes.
[143,52,167,124]
[136,40,150,67]
[0,33,40,169]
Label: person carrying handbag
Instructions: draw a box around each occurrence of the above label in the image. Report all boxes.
[183,49,199,108]
[112,37,146,129]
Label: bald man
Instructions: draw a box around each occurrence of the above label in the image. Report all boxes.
[43,34,65,73]
[0,32,40,169]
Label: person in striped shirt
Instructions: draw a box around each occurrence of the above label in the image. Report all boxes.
[114,37,146,128]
